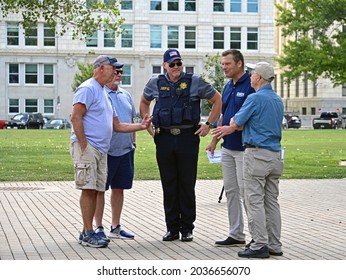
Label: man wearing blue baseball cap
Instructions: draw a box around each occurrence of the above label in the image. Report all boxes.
[140,48,222,242]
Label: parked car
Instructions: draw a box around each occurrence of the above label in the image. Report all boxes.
[284,113,302,129]
[0,120,8,129]
[6,113,45,129]
[44,118,71,129]
[312,111,344,129]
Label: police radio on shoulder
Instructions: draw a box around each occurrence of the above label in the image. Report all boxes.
[205,121,214,129]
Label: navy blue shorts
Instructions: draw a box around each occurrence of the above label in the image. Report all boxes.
[106,150,134,190]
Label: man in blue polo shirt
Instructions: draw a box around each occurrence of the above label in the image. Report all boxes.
[213,61,284,258]
[207,50,254,247]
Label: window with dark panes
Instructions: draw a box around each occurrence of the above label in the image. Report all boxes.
[247,27,258,50]
[185,0,196,11]
[25,99,38,113]
[121,0,133,10]
[153,66,162,75]
[168,0,179,11]
[25,64,38,84]
[7,22,19,46]
[9,64,19,84]
[185,26,196,49]
[213,0,224,11]
[86,31,98,47]
[168,26,179,48]
[213,27,224,49]
[121,25,133,48]
[185,66,194,73]
[44,64,54,84]
[44,24,55,46]
[230,27,241,49]
[25,26,38,46]
[44,99,54,114]
[9,99,19,113]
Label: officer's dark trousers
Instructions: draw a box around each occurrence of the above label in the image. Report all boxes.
[154,130,200,234]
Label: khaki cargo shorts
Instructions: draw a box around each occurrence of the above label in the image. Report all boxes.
[70,142,107,192]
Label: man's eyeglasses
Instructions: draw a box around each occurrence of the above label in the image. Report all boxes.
[169,61,183,68]
[116,69,123,75]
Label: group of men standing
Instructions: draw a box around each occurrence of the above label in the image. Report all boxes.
[70,48,284,259]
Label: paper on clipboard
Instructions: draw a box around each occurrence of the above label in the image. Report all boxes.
[206,150,222,164]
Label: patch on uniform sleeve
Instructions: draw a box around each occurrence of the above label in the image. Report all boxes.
[180,82,188,90]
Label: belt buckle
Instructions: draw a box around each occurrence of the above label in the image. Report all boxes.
[170,128,181,135]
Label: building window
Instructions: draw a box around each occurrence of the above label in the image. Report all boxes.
[121,0,133,10]
[25,99,38,113]
[304,73,308,97]
[342,83,346,96]
[302,107,307,115]
[230,0,242,12]
[9,99,20,113]
[247,0,258,13]
[104,30,115,47]
[230,27,241,49]
[44,24,55,46]
[121,24,133,48]
[311,107,316,115]
[150,1,162,10]
[168,26,179,48]
[150,25,162,48]
[25,26,38,46]
[44,99,54,114]
[213,0,224,11]
[152,66,162,76]
[168,0,179,11]
[7,22,19,46]
[185,66,194,73]
[295,77,299,97]
[86,31,98,47]
[185,0,196,11]
[247,27,258,50]
[213,27,224,49]
[44,64,54,84]
[313,80,317,97]
[121,65,131,85]
[280,75,284,98]
[25,64,38,84]
[9,64,19,84]
[185,26,196,49]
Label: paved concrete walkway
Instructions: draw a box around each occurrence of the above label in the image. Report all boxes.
[1,179,346,260]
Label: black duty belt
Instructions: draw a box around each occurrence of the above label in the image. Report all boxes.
[155,126,196,135]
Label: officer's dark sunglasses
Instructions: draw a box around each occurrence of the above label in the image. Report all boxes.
[169,61,183,68]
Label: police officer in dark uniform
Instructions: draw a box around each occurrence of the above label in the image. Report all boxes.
[140,49,222,242]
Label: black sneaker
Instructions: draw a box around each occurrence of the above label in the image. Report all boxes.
[215,237,246,247]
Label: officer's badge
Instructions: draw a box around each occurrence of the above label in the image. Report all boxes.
[180,82,187,90]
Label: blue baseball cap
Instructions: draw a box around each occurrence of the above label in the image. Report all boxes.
[163,49,182,64]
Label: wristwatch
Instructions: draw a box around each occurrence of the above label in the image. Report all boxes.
[205,121,214,129]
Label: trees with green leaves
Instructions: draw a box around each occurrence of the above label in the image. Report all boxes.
[276,0,346,86]
[202,52,227,113]
[71,62,94,91]
[0,0,125,39]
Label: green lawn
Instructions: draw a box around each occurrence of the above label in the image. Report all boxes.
[0,129,345,181]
